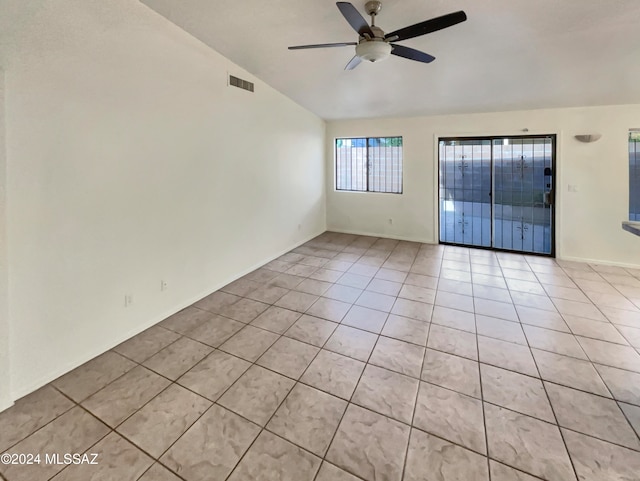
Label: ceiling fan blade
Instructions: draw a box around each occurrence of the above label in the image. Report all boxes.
[385,10,467,42]
[391,44,435,63]
[288,42,357,50]
[345,55,363,70]
[337,2,374,37]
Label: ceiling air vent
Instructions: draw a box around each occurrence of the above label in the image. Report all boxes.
[229,75,254,92]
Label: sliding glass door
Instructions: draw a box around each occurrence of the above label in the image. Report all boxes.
[439,135,555,255]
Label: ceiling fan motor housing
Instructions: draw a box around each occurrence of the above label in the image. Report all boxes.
[356,39,392,62]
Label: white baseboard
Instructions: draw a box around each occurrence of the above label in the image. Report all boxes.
[326,227,435,245]
[557,255,640,270]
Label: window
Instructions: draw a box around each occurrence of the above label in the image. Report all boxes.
[335,136,403,193]
[631,130,640,221]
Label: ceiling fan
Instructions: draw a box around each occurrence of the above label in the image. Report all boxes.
[288,1,467,70]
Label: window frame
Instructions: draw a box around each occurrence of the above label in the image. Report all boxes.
[334,136,404,194]
[630,129,640,221]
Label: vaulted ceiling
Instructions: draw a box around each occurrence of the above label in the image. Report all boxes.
[141,0,640,120]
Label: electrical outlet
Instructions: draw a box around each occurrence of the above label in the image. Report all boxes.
[568,184,579,192]
[161,280,168,291]
[124,294,133,307]
[388,218,393,225]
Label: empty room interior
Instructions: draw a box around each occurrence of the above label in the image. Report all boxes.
[2,1,640,480]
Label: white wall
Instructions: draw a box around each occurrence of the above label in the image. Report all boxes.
[0,70,10,411]
[326,105,640,268]
[1,0,326,400]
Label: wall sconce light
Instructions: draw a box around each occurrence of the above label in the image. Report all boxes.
[574,134,602,143]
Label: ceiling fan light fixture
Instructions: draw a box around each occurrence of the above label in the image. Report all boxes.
[356,40,392,62]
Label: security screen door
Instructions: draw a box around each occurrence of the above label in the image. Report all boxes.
[439,136,555,255]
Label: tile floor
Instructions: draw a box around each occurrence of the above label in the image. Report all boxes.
[1,232,640,481]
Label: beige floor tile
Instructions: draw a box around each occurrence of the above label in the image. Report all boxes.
[532,349,611,397]
[52,351,137,402]
[194,291,240,314]
[177,350,250,401]
[352,364,419,424]
[413,382,486,454]
[577,336,640,372]
[552,298,607,322]
[300,349,365,399]
[217,365,294,426]
[275,290,319,312]
[306,297,352,322]
[474,298,518,322]
[228,431,321,481]
[404,273,438,289]
[324,325,378,361]
[250,306,301,334]
[595,364,640,405]
[367,278,402,296]
[185,315,244,347]
[489,461,540,481]
[510,291,558,312]
[218,325,279,362]
[431,306,476,333]
[618,325,640,348]
[337,272,372,289]
[545,382,640,450]
[1,407,109,481]
[221,278,262,297]
[563,429,640,481]
[314,462,361,481]
[326,404,410,481]
[398,284,436,305]
[160,404,260,481]
[422,348,481,398]
[138,463,183,481]
[484,404,575,481]
[267,384,346,456]
[435,291,475,312]
[478,336,538,377]
[246,284,290,304]
[113,326,180,363]
[620,402,640,436]
[159,306,214,334]
[481,364,554,422]
[323,284,362,303]
[522,324,588,359]
[295,278,333,296]
[381,314,429,346]
[476,315,526,344]
[256,336,319,379]
[563,315,629,344]
[369,336,425,378]
[270,273,306,289]
[404,429,489,481]
[427,324,478,361]
[391,297,433,322]
[117,384,211,457]
[355,290,396,312]
[82,366,171,427]
[515,305,570,332]
[0,385,74,453]
[285,314,338,346]
[51,432,152,481]
[143,337,213,380]
[473,284,512,303]
[342,305,389,333]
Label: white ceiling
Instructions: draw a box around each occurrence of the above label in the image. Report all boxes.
[141,0,640,120]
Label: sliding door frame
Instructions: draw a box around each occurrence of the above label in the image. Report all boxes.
[436,134,557,257]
